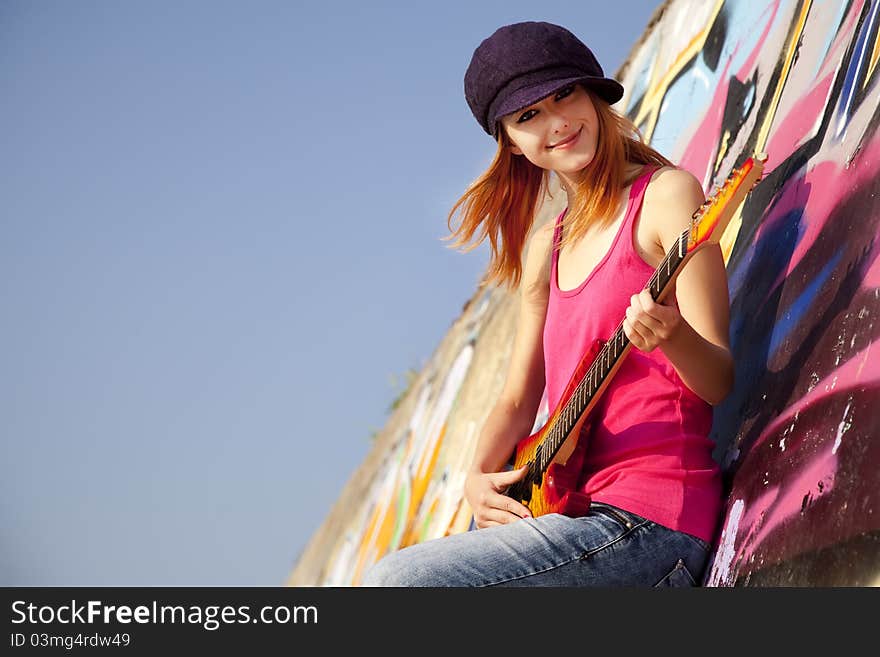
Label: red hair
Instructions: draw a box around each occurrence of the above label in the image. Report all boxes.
[446,87,672,290]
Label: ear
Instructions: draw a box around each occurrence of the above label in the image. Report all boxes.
[509,143,523,156]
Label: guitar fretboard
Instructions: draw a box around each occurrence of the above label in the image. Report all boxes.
[531,227,691,477]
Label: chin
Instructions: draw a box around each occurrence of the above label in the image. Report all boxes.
[558,153,596,175]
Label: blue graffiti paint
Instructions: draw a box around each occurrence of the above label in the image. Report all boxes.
[728,206,805,299]
[622,33,658,116]
[651,0,785,156]
[767,249,844,356]
[834,0,879,139]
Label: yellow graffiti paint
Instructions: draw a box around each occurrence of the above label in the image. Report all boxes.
[634,0,726,140]
[399,424,445,547]
[721,0,813,258]
[867,24,880,86]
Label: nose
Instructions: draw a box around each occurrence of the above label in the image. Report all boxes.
[547,109,570,133]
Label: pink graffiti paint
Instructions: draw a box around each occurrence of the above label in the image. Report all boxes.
[678,61,732,185]
[737,0,781,79]
[761,0,868,168]
[752,338,879,450]
[679,1,778,183]
[765,73,835,162]
[745,132,880,308]
[775,0,868,156]
[722,448,838,583]
[785,136,880,272]
[863,250,880,287]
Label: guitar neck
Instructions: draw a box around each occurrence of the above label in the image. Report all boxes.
[535,228,693,473]
[525,153,765,479]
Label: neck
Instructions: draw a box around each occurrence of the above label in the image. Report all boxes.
[556,171,581,205]
[558,160,647,206]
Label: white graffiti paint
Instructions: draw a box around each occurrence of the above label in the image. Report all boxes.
[832,399,853,454]
[707,498,745,587]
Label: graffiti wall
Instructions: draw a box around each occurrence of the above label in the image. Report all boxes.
[288,0,880,586]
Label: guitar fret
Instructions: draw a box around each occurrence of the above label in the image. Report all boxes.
[544,235,678,484]
[552,229,692,473]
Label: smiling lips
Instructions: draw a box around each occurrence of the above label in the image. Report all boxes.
[549,127,582,149]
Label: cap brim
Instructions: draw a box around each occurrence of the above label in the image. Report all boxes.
[492,75,624,136]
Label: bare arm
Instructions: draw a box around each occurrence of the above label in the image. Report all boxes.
[623,168,734,405]
[465,221,555,526]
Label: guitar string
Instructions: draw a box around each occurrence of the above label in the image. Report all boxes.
[533,227,691,477]
[517,161,761,497]
[528,170,746,475]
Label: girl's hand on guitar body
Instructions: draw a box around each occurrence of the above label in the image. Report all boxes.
[623,289,682,353]
[464,466,532,528]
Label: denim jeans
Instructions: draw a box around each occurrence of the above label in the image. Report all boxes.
[360,502,711,587]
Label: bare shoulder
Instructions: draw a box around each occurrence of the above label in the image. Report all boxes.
[521,218,556,299]
[646,166,705,204]
[643,166,707,247]
[525,218,556,262]
[532,217,557,245]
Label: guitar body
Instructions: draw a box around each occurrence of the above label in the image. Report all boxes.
[506,339,603,518]
[510,426,593,517]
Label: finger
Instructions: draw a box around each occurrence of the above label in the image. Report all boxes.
[490,491,532,518]
[484,507,527,525]
[624,311,651,341]
[640,292,682,340]
[492,465,529,487]
[623,317,648,350]
[639,289,678,324]
[475,508,513,527]
[626,299,661,331]
[629,304,664,333]
[630,293,644,313]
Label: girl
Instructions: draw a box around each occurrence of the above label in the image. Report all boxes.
[362,21,732,587]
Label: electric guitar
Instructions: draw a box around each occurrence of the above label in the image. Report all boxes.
[505,153,768,517]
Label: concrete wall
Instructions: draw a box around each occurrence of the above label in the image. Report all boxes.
[288,0,880,586]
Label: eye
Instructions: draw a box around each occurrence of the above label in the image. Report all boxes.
[556,85,576,100]
[516,85,577,123]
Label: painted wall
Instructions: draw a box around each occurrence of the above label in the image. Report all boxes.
[288,0,880,586]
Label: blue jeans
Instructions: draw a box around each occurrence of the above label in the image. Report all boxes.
[361,502,711,587]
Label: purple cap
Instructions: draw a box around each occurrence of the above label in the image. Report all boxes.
[464,21,624,137]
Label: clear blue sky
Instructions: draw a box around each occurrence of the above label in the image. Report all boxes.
[2,0,660,585]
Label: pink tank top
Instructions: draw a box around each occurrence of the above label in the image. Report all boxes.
[542,166,722,543]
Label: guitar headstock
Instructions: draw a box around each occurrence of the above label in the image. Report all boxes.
[687,152,767,251]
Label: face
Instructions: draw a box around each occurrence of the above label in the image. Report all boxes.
[499,84,600,183]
